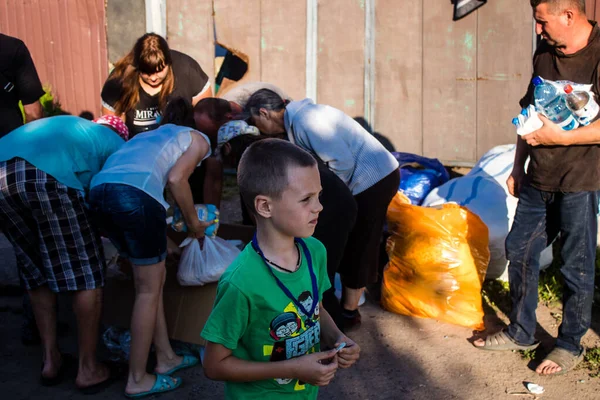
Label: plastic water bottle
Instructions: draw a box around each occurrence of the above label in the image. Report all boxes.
[533,76,579,130]
[563,84,599,126]
[172,204,220,237]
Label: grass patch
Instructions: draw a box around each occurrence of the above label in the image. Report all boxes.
[581,347,600,378]
[221,174,239,201]
[519,348,537,361]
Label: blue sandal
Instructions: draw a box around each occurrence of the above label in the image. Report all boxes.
[161,354,199,376]
[124,374,181,398]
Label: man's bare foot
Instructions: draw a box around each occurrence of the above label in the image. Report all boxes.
[41,350,62,379]
[154,354,183,375]
[536,359,562,375]
[75,362,111,389]
[473,338,485,347]
[125,373,178,395]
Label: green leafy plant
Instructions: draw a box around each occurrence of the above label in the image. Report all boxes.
[581,347,600,378]
[519,348,536,361]
[19,85,65,121]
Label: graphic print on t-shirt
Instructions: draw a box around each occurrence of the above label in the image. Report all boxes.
[263,291,321,390]
[133,106,162,130]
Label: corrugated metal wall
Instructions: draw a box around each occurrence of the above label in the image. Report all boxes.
[167,0,533,165]
[0,0,108,117]
[586,0,600,20]
[2,0,597,162]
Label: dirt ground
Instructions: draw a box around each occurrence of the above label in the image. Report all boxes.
[0,292,599,400]
[1,187,599,400]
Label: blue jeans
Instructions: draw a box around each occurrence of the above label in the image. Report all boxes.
[505,182,598,354]
[88,184,167,266]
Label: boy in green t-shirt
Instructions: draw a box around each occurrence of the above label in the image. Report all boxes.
[202,138,360,399]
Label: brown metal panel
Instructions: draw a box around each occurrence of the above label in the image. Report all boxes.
[476,0,533,159]
[213,0,261,82]
[167,0,215,88]
[422,0,477,164]
[317,0,365,117]
[0,0,108,117]
[374,0,422,155]
[260,0,306,101]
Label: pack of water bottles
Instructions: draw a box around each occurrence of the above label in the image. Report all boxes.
[171,204,220,237]
[512,76,599,135]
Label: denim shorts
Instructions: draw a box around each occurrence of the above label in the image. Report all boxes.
[88,183,167,266]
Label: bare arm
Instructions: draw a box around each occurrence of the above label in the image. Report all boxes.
[563,118,600,145]
[203,341,338,385]
[203,342,298,382]
[168,132,212,237]
[318,303,360,369]
[192,85,213,106]
[23,100,42,123]
[202,157,223,208]
[522,114,600,146]
[513,136,529,171]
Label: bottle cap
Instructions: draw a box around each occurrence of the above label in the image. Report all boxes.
[564,84,573,94]
[532,76,544,86]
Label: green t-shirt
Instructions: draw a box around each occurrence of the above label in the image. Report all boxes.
[201,236,331,400]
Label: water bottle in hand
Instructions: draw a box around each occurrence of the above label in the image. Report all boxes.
[533,76,579,131]
[563,84,599,126]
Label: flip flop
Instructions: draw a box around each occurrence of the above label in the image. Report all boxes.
[40,353,76,386]
[124,374,182,398]
[475,330,540,351]
[537,347,585,376]
[160,354,199,376]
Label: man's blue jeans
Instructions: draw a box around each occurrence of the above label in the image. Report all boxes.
[505,181,598,355]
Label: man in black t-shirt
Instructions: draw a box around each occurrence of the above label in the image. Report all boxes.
[101,50,210,137]
[474,0,599,377]
[0,34,44,137]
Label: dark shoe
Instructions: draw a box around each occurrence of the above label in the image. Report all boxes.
[40,354,76,386]
[78,362,123,395]
[342,308,362,332]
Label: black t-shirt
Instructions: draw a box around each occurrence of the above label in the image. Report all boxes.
[519,22,600,192]
[101,50,209,138]
[0,34,44,137]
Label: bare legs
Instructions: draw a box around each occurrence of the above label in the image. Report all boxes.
[125,261,179,395]
[28,286,109,387]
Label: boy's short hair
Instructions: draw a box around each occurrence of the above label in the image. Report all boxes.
[238,138,317,215]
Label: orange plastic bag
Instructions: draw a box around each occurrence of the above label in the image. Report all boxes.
[381,193,490,330]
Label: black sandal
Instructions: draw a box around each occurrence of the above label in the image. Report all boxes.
[40,353,75,386]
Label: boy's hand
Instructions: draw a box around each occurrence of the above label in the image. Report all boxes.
[291,349,339,386]
[335,336,360,369]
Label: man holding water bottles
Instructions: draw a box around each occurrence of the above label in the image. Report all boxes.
[474,0,599,376]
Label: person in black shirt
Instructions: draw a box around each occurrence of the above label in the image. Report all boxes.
[474,0,599,377]
[101,33,211,138]
[0,33,44,137]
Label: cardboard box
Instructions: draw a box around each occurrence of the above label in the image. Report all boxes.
[102,223,254,345]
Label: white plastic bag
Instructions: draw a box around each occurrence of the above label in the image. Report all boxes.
[177,236,241,286]
[422,145,554,280]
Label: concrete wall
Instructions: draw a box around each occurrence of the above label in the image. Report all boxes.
[106,0,146,65]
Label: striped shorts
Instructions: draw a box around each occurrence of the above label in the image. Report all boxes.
[0,158,105,292]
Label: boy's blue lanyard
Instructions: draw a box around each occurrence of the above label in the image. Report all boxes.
[251,234,319,326]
